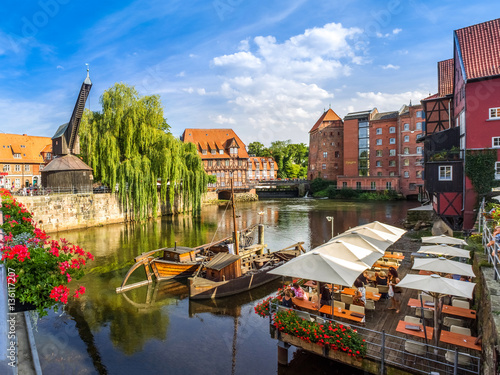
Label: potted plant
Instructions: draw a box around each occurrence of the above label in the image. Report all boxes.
[0,188,93,317]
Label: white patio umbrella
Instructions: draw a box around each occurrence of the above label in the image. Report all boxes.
[333,230,396,248]
[269,251,368,287]
[314,239,385,267]
[397,274,476,345]
[412,257,475,278]
[421,234,467,246]
[342,227,400,243]
[417,244,470,259]
[346,221,406,239]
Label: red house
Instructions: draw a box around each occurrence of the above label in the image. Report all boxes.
[421,18,500,230]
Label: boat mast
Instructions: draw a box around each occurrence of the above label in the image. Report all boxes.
[231,177,239,255]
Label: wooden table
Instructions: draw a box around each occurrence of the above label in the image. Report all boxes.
[292,297,319,313]
[383,253,405,260]
[372,262,399,270]
[440,330,481,351]
[418,270,434,275]
[341,288,381,301]
[319,305,365,323]
[396,320,433,340]
[407,298,476,320]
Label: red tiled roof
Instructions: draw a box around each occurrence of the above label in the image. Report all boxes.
[309,108,342,133]
[422,93,439,101]
[438,59,454,97]
[0,133,52,164]
[182,128,249,159]
[248,157,278,171]
[455,18,500,80]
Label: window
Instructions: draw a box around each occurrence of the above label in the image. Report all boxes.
[14,153,21,158]
[376,128,382,135]
[496,162,500,180]
[225,160,229,166]
[371,181,376,190]
[404,123,410,131]
[493,137,500,148]
[217,160,221,166]
[211,149,216,155]
[25,165,30,171]
[409,183,416,191]
[322,164,326,170]
[221,172,225,178]
[389,149,396,156]
[416,122,422,130]
[376,139,382,145]
[416,146,422,154]
[416,170,422,178]
[323,152,328,158]
[376,150,382,157]
[404,147,410,154]
[439,166,452,181]
[331,142,335,146]
[15,165,21,172]
[390,138,396,144]
[377,172,382,176]
[15,178,20,188]
[404,135,410,142]
[238,160,242,166]
[376,161,382,167]
[220,182,225,187]
[3,165,10,172]
[416,110,424,118]
[404,171,409,178]
[202,149,207,155]
[238,171,241,177]
[342,182,347,188]
[356,182,362,190]
[389,127,396,133]
[386,182,392,189]
[490,107,500,119]
[389,160,396,167]
[404,159,409,166]
[335,151,340,158]
[46,153,51,160]
[208,160,213,167]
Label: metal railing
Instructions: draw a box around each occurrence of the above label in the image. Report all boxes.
[480,198,500,281]
[11,186,113,196]
[269,303,480,375]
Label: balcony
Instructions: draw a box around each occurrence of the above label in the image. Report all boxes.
[427,148,463,162]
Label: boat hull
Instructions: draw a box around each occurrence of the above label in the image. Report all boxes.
[151,259,199,280]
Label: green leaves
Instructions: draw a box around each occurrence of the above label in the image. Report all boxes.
[465,149,498,197]
[80,83,207,220]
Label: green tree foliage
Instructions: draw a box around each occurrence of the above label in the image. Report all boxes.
[79,83,207,220]
[465,149,498,197]
[248,140,308,179]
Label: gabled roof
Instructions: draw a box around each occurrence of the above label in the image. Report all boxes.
[309,108,342,133]
[204,252,241,271]
[455,18,500,80]
[372,111,399,121]
[52,123,68,139]
[42,154,92,172]
[344,108,377,121]
[438,59,454,97]
[182,129,249,159]
[248,156,278,171]
[0,133,51,164]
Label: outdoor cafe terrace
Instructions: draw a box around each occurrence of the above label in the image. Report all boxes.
[264,233,482,375]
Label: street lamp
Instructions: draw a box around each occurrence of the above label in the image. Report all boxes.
[326,216,334,239]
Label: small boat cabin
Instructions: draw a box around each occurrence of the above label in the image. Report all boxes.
[163,246,198,263]
[204,253,242,282]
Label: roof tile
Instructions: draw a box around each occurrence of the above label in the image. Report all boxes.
[438,59,454,96]
[0,133,51,164]
[182,129,249,159]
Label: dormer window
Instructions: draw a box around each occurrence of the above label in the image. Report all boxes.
[202,149,207,155]
[13,153,21,158]
[211,150,216,155]
[219,150,224,155]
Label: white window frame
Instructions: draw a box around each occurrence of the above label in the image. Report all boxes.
[389,160,396,167]
[15,165,21,172]
[416,110,424,118]
[492,137,500,148]
[416,146,422,154]
[439,166,452,181]
[404,171,409,178]
[404,123,410,131]
[404,147,410,155]
[376,161,382,167]
[389,138,396,144]
[490,107,500,119]
[322,164,326,170]
[416,122,422,130]
[389,149,396,156]
[389,127,396,133]
[25,165,30,171]
[376,139,382,145]
[404,135,410,142]
[376,150,383,157]
[323,151,328,158]
[496,162,500,180]
[376,128,382,135]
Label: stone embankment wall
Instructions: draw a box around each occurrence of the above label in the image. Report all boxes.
[17,190,258,233]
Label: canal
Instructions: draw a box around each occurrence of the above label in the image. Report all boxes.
[33,198,419,374]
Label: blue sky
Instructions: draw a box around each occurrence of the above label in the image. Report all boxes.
[1,1,499,145]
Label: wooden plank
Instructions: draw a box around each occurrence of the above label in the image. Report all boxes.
[396,320,433,340]
[439,330,481,351]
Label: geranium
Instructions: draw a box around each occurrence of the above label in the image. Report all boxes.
[0,189,92,317]
[273,309,367,358]
[254,295,281,317]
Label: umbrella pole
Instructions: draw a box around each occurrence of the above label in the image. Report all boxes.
[316,280,321,316]
[419,294,428,344]
[433,294,440,348]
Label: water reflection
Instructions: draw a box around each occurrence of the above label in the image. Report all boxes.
[35,199,418,374]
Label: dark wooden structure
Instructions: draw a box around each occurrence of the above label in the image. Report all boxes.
[42,69,93,192]
[204,253,242,282]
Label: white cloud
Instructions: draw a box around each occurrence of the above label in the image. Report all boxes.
[56,65,64,70]
[210,114,236,124]
[354,90,429,112]
[176,71,185,77]
[381,64,399,70]
[197,88,206,95]
[213,51,262,69]
[238,39,250,52]
[392,28,402,35]
[376,28,402,38]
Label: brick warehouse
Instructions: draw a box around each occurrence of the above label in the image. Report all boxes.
[309,104,425,198]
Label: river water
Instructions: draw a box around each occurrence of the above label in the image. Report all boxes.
[32,198,418,375]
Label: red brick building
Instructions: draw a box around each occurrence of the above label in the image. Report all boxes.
[335,105,424,197]
[0,133,52,190]
[247,157,278,182]
[307,109,344,181]
[421,18,500,229]
[181,128,249,189]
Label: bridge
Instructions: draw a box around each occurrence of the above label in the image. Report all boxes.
[214,180,310,199]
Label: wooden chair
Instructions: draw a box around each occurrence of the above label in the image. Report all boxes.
[443,316,466,329]
[334,301,346,310]
[417,293,434,304]
[450,325,471,336]
[366,286,379,295]
[350,304,365,315]
[364,299,375,314]
[394,252,403,257]
[445,350,471,366]
[341,294,353,305]
[404,315,421,325]
[377,285,389,298]
[452,299,470,309]
[404,340,427,366]
[315,316,327,325]
[415,307,434,322]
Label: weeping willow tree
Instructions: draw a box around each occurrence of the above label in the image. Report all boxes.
[79,83,208,220]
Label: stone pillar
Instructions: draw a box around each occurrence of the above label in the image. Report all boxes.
[277,341,289,365]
